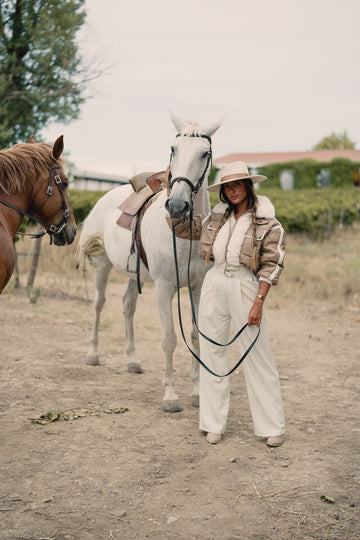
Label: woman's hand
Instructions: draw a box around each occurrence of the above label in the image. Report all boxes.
[248,282,270,326]
[248,299,264,327]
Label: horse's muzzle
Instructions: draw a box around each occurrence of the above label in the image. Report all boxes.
[53,223,77,246]
[165,197,190,220]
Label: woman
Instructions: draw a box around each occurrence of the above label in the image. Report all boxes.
[168,161,286,447]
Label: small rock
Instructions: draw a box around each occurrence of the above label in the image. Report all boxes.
[167,516,178,525]
[229,457,238,463]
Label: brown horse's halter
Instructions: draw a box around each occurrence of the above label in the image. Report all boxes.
[0,164,73,242]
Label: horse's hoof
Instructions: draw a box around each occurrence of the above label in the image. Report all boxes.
[127,362,143,374]
[162,400,183,413]
[86,353,100,366]
[191,395,199,408]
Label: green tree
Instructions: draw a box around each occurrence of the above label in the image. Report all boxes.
[0,0,87,148]
[312,130,356,150]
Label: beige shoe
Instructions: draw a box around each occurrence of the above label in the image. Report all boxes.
[266,435,284,447]
[206,432,222,444]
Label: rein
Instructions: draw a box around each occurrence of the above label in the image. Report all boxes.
[171,210,260,378]
[0,165,73,243]
[168,132,260,377]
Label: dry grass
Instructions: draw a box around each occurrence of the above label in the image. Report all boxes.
[9,222,360,308]
[278,222,360,307]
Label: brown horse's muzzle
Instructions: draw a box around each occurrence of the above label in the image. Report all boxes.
[53,222,77,246]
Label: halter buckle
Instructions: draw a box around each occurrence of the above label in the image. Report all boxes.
[47,186,53,196]
[54,174,62,184]
[49,224,57,233]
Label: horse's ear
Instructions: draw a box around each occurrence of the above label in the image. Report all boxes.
[52,135,64,160]
[28,135,36,143]
[168,109,188,133]
[204,117,225,137]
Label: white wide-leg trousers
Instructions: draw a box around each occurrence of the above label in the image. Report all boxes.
[199,264,285,437]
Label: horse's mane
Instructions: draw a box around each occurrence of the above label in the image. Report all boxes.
[0,142,60,194]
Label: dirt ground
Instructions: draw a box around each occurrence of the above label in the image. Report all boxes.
[1,243,359,539]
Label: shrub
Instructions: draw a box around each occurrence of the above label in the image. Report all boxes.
[68,189,106,223]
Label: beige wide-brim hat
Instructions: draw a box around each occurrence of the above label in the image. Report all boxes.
[208,160,267,192]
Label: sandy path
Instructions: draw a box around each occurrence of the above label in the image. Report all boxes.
[1,272,359,539]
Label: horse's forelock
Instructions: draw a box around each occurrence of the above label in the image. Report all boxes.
[0,143,59,194]
[180,121,206,138]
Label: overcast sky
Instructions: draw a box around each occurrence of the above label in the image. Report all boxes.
[43,0,360,177]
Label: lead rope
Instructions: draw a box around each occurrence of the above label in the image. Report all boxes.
[171,208,261,378]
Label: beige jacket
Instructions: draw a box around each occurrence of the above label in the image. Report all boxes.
[167,195,286,286]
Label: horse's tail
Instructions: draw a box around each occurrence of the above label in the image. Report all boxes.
[76,232,107,276]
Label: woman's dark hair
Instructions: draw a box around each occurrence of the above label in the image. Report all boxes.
[219,179,258,211]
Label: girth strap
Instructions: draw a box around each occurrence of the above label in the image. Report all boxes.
[132,204,149,294]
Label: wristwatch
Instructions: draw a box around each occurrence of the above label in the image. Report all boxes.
[256,294,265,301]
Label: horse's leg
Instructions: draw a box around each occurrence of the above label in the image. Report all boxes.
[189,283,201,408]
[87,257,112,365]
[155,281,183,413]
[0,230,15,293]
[123,278,143,374]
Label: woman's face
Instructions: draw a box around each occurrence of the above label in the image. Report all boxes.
[223,180,247,206]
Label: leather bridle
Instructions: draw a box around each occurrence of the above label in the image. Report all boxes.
[168,133,213,199]
[0,164,73,241]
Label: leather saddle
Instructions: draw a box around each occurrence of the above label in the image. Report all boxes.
[117,171,165,292]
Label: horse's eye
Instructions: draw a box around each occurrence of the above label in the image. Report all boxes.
[202,151,210,159]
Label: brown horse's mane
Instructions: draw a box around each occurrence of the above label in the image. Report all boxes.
[0,142,61,195]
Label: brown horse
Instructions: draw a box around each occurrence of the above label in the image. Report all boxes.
[0,135,77,293]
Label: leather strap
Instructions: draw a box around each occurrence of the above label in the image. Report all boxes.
[171,209,261,378]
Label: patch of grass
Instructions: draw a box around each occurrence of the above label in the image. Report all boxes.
[278,223,360,306]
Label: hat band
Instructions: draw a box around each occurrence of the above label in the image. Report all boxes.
[221,172,250,183]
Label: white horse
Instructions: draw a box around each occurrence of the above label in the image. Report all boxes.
[77,110,223,412]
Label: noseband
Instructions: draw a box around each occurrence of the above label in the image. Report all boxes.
[168,133,212,198]
[0,164,73,240]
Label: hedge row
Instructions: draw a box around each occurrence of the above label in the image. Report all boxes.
[212,158,360,190]
[260,187,360,236]
[68,189,106,223]
[253,158,359,189]
[210,186,360,237]
[69,186,360,237]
